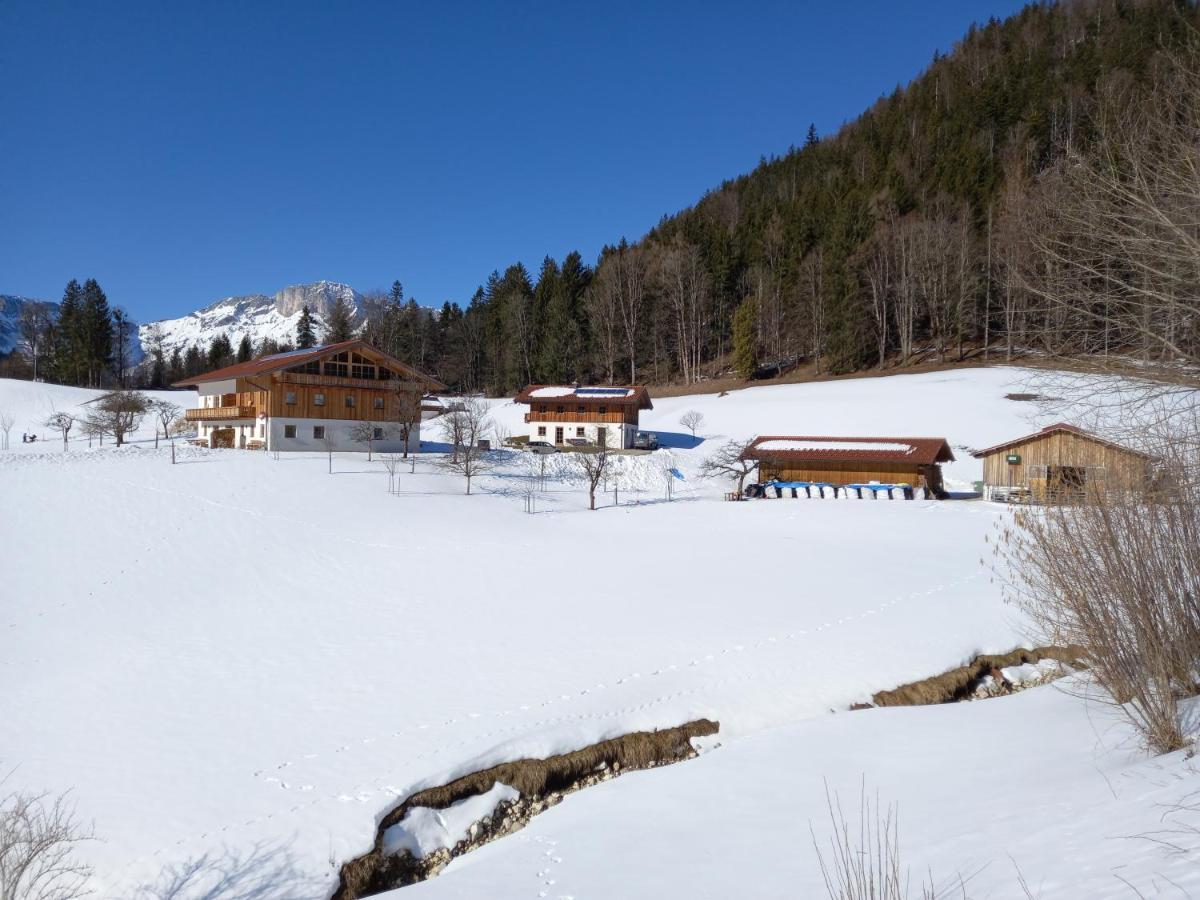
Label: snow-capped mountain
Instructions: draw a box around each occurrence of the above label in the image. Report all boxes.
[0,295,59,355]
[138,281,366,356]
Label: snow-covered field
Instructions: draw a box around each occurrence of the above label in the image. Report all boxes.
[2,367,1197,899]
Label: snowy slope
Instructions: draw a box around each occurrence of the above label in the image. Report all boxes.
[0,378,186,446]
[137,281,365,357]
[0,366,1191,899]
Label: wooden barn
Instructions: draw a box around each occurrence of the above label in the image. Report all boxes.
[741,436,955,498]
[971,423,1153,503]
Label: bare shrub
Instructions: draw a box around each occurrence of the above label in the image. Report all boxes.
[147,400,181,451]
[379,454,403,494]
[0,786,93,900]
[996,460,1200,754]
[0,411,13,451]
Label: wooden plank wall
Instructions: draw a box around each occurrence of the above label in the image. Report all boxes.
[758,459,925,487]
[246,377,423,423]
[980,432,1149,490]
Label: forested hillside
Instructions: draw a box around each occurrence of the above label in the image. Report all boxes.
[401,0,1199,392]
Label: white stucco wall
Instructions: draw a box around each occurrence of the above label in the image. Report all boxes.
[266,417,420,453]
[528,419,635,449]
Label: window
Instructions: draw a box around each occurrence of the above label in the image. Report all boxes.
[537,426,546,436]
[577,405,585,414]
[373,396,384,410]
[373,427,384,440]
[351,364,375,379]
[284,391,297,405]
[345,395,356,408]
[576,427,585,437]
[598,405,607,415]
[314,393,325,406]
[284,425,297,439]
[324,362,349,378]
[313,426,325,440]
[376,367,394,381]
[556,405,564,413]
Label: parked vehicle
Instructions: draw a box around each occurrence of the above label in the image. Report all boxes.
[526,440,557,454]
[633,431,659,450]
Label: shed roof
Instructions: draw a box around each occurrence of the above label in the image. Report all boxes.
[970,423,1153,459]
[514,384,653,410]
[741,435,955,465]
[172,339,446,390]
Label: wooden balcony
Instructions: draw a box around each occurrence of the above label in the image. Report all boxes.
[524,411,636,424]
[185,405,256,422]
[277,372,420,391]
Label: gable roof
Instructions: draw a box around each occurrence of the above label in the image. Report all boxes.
[741,435,955,465]
[513,384,653,410]
[172,339,446,390]
[970,423,1153,459]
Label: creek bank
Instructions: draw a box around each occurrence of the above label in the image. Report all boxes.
[855,645,1087,709]
[333,718,719,899]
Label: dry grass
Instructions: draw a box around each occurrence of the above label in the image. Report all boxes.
[334,719,718,899]
[869,646,1085,708]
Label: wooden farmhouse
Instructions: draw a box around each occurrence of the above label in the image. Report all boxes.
[741,435,956,498]
[514,384,653,449]
[971,423,1153,502]
[175,339,445,452]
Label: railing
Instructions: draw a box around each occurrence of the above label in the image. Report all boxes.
[278,372,419,391]
[524,411,634,424]
[185,406,256,422]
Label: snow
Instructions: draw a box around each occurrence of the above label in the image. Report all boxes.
[382,784,519,858]
[1,366,1195,899]
[527,386,635,399]
[754,439,917,454]
[528,387,577,398]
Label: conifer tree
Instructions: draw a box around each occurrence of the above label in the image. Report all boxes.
[80,279,114,387]
[54,279,84,385]
[296,304,317,348]
[732,295,758,378]
[207,333,234,370]
[322,296,355,343]
[236,334,253,362]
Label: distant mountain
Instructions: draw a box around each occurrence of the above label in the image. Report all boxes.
[138,281,366,357]
[0,294,59,356]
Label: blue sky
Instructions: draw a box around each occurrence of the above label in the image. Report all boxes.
[1,0,1030,322]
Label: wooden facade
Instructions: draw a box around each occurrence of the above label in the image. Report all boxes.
[972,423,1152,502]
[757,458,945,493]
[514,384,653,449]
[177,340,443,451]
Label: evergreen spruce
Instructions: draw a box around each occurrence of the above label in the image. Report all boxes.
[296,305,317,348]
[236,334,253,362]
[322,296,355,344]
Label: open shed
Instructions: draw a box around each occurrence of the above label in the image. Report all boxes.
[741,435,955,498]
[971,422,1152,503]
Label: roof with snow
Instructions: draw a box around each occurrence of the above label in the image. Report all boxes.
[513,384,653,410]
[970,423,1153,459]
[172,338,446,390]
[742,435,955,465]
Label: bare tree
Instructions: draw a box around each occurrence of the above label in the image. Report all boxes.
[322,429,335,474]
[656,239,710,384]
[0,412,13,451]
[146,400,181,451]
[573,433,611,510]
[84,391,148,447]
[348,421,392,461]
[585,265,622,383]
[43,412,75,452]
[679,410,705,437]
[18,304,50,383]
[0,785,94,900]
[438,396,493,494]
[699,439,760,496]
[391,385,421,458]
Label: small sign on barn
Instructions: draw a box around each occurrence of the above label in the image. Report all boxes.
[1006,453,1021,464]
